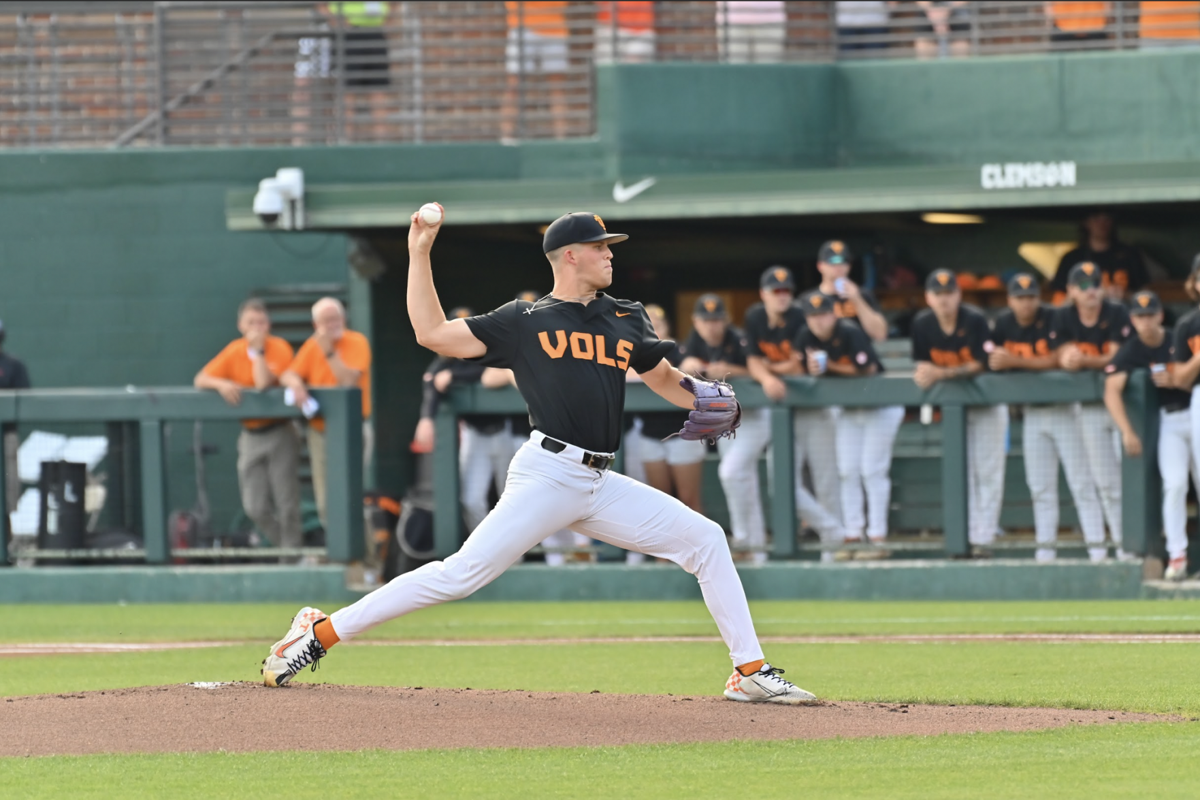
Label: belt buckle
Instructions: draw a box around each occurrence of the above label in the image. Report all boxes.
[584,452,610,471]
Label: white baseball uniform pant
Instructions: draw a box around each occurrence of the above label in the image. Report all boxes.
[459,422,517,531]
[1160,408,1197,560]
[502,431,584,565]
[836,405,904,542]
[1021,404,1107,560]
[1077,402,1123,549]
[793,408,845,545]
[716,406,771,555]
[967,404,1008,546]
[331,431,766,666]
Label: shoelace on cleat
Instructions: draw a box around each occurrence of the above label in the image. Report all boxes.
[756,665,795,689]
[285,638,327,675]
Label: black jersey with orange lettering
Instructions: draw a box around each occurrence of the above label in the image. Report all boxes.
[464,293,673,453]
[419,356,506,433]
[1107,329,1190,410]
[1050,244,1148,295]
[910,305,990,368]
[679,326,748,367]
[830,290,882,333]
[794,319,882,373]
[989,306,1054,367]
[1049,300,1131,357]
[1171,308,1200,387]
[742,303,805,364]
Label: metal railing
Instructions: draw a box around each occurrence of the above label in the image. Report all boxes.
[3,1,1200,149]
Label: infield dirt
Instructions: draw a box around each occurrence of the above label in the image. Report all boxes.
[0,684,1173,757]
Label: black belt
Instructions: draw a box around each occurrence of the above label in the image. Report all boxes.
[540,436,614,471]
[1163,401,1190,414]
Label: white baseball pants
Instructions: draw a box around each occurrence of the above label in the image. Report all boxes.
[1077,403,1123,549]
[459,423,516,531]
[793,408,845,545]
[967,404,1009,546]
[1160,408,1197,560]
[1021,405,1107,560]
[836,406,904,541]
[331,431,766,666]
[716,407,771,555]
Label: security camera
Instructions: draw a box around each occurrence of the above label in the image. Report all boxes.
[253,167,305,230]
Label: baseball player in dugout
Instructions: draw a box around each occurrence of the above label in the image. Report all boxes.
[989,274,1108,563]
[194,299,302,552]
[795,291,900,561]
[813,240,888,342]
[1170,257,1200,580]
[733,267,843,563]
[262,207,818,704]
[911,269,1008,556]
[279,298,373,530]
[1050,211,1149,303]
[1052,261,1133,560]
[1108,290,1193,581]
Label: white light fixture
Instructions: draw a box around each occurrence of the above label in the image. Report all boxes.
[922,212,984,224]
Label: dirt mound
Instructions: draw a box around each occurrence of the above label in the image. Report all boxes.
[1,683,1173,757]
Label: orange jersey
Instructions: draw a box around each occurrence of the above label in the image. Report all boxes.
[288,329,372,431]
[202,336,294,429]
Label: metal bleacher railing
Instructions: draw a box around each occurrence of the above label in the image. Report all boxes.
[3,1,1200,149]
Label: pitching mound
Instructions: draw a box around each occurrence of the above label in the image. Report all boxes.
[1,683,1173,757]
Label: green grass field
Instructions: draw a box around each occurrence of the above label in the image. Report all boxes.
[2,600,1199,798]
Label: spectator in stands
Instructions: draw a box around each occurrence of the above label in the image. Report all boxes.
[911,269,1007,556]
[814,239,888,341]
[1051,262,1134,560]
[1139,1,1200,48]
[280,297,373,528]
[1107,290,1193,579]
[293,2,393,143]
[836,1,891,53]
[989,274,1107,563]
[595,1,655,63]
[914,1,970,59]
[0,319,30,542]
[716,1,786,63]
[194,300,301,551]
[796,290,900,561]
[502,1,570,140]
[1047,1,1110,47]
[1050,211,1148,303]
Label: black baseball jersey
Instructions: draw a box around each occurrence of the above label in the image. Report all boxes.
[1171,309,1200,389]
[1049,300,1131,357]
[742,303,805,364]
[1106,330,1190,410]
[679,326,748,368]
[910,305,990,368]
[990,306,1054,367]
[1050,244,1149,295]
[465,293,673,453]
[636,343,690,441]
[419,356,506,434]
[794,319,883,373]
[831,290,882,333]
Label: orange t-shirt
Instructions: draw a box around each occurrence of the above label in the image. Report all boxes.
[288,329,372,432]
[1048,1,1109,31]
[506,1,568,36]
[1139,1,1200,38]
[201,336,294,430]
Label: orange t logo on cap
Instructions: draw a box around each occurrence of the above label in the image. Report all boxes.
[593,214,606,230]
[1018,276,1031,288]
[831,241,844,253]
[810,295,823,308]
[938,273,951,285]
[1137,294,1151,307]
[775,268,788,283]
[704,299,717,312]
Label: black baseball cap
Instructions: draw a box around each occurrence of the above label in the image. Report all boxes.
[1129,290,1163,316]
[1007,273,1040,298]
[449,306,474,319]
[925,269,959,292]
[693,293,728,320]
[1068,261,1102,289]
[799,291,836,315]
[542,212,628,253]
[760,265,796,290]
[818,240,852,266]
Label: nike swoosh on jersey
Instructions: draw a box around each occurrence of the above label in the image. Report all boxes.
[615,311,631,317]
[612,177,656,203]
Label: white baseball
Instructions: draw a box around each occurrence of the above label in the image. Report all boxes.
[419,203,442,226]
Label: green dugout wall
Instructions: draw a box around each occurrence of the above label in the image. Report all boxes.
[5,50,1200,513]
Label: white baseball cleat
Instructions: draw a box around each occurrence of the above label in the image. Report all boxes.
[1165,556,1189,582]
[261,606,328,687]
[724,663,818,705]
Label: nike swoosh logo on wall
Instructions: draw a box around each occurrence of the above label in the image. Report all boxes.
[612,177,656,203]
